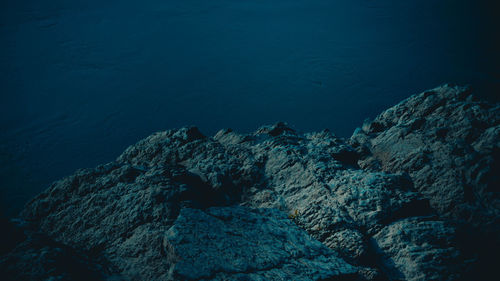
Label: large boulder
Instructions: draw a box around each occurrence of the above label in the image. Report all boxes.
[163,206,357,280]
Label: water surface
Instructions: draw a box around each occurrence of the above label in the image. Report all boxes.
[1,0,499,216]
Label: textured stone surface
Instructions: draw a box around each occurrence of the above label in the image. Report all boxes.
[2,85,498,280]
[372,218,462,281]
[350,85,499,227]
[164,206,357,280]
[350,84,500,279]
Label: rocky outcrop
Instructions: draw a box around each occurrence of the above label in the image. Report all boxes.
[350,85,499,227]
[1,84,498,280]
[350,84,500,279]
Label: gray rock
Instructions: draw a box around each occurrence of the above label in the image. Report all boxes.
[3,84,497,280]
[350,84,500,227]
[350,84,499,279]
[163,206,357,280]
[19,162,238,280]
[372,218,462,281]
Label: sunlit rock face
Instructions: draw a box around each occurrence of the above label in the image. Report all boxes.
[2,85,498,281]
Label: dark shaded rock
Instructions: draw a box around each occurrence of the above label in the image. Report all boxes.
[254,121,296,137]
[3,85,497,280]
[0,215,25,256]
[19,163,235,280]
[0,219,116,281]
[350,85,499,226]
[372,218,463,281]
[350,84,500,279]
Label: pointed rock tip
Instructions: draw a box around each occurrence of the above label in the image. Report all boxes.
[254,121,296,137]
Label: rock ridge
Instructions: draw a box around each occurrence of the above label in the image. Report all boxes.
[1,84,498,281]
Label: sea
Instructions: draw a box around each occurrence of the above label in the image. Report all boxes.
[1,0,498,217]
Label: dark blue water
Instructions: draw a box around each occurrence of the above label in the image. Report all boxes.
[1,0,499,216]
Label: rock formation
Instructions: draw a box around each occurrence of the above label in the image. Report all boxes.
[1,84,498,280]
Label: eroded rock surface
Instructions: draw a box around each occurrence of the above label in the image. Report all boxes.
[164,206,357,280]
[351,84,499,279]
[350,85,499,227]
[372,218,462,281]
[1,84,497,280]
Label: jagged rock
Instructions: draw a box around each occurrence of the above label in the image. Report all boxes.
[19,162,237,280]
[2,85,497,281]
[350,85,499,227]
[350,84,499,279]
